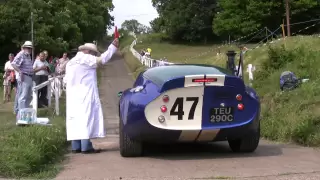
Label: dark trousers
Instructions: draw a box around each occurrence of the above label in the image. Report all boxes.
[34,75,48,107]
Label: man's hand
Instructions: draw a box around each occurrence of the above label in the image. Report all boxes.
[112,38,119,48]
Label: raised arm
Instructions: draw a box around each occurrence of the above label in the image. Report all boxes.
[97,39,119,65]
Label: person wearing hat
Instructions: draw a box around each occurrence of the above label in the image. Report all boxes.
[64,38,119,154]
[11,41,34,114]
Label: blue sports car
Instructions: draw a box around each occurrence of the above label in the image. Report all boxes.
[118,64,260,157]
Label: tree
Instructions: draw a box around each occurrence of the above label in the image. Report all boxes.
[150,17,165,33]
[121,19,142,34]
[0,0,114,62]
[152,0,218,42]
[213,0,320,39]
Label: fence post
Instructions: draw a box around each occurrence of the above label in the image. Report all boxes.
[47,79,52,106]
[32,90,38,113]
[247,64,254,87]
[226,50,237,75]
[55,78,60,115]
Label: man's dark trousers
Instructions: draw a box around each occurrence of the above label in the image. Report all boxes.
[34,75,48,107]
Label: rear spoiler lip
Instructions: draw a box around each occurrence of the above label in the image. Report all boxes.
[159,76,185,93]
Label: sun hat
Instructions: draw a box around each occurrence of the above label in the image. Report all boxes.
[22,41,33,48]
[78,43,100,54]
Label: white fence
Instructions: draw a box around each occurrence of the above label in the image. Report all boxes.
[130,39,174,67]
[32,75,64,116]
[130,38,256,81]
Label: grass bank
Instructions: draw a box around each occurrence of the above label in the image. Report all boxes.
[134,34,242,66]
[133,34,320,146]
[120,36,146,79]
[252,36,320,146]
[0,87,67,178]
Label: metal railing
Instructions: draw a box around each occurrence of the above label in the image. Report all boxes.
[32,75,64,116]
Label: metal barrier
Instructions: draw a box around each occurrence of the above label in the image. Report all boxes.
[32,75,64,116]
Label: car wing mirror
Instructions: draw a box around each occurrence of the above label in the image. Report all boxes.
[117,91,123,97]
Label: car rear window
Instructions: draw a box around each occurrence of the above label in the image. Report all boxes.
[143,64,233,87]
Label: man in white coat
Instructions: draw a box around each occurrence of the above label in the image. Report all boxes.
[64,38,119,154]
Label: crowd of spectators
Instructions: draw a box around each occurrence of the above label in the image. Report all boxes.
[2,41,69,115]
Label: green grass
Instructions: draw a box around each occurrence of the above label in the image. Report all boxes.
[0,87,68,178]
[119,35,146,78]
[131,34,320,147]
[121,47,146,78]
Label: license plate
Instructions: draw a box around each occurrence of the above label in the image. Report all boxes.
[210,107,234,122]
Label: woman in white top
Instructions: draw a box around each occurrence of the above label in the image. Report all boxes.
[3,53,15,103]
[33,52,49,108]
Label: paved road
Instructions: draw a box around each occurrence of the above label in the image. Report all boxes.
[56,53,320,180]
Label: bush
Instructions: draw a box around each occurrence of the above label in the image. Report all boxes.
[253,44,320,146]
[0,100,67,178]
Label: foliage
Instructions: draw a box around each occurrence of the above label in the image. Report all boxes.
[151,0,218,42]
[0,0,114,62]
[251,37,320,146]
[121,19,152,34]
[150,17,165,33]
[213,0,319,39]
[150,0,320,43]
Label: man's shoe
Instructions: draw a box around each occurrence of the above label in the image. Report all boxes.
[81,149,101,154]
[71,150,81,154]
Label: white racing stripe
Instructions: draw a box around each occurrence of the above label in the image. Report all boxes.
[196,129,220,142]
[144,86,204,130]
[144,74,225,139]
[205,74,225,86]
[184,75,205,87]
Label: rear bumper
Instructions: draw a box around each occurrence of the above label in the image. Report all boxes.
[122,112,260,143]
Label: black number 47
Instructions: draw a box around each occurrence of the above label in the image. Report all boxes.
[169,97,199,120]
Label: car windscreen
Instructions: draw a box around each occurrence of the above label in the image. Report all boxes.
[143,64,233,87]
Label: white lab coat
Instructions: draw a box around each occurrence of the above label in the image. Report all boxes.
[64,44,117,140]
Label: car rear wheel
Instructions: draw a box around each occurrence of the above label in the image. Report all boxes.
[119,119,143,157]
[228,125,260,153]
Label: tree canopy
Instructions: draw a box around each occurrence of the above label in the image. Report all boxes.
[0,0,114,61]
[151,0,320,42]
[121,19,152,34]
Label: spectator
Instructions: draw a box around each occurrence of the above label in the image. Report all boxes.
[140,49,145,56]
[2,53,15,103]
[33,52,49,108]
[13,59,21,114]
[11,41,34,113]
[56,52,69,75]
[147,47,152,56]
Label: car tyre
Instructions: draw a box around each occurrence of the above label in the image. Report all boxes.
[228,124,260,153]
[119,119,143,157]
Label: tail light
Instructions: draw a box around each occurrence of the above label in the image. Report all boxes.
[160,105,167,112]
[192,78,217,83]
[162,95,169,102]
[236,94,242,101]
[238,103,244,110]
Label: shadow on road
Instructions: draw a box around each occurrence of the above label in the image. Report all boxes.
[142,141,283,160]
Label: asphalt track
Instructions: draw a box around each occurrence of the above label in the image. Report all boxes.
[56,53,320,180]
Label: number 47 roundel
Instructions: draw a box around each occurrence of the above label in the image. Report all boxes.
[170,97,199,120]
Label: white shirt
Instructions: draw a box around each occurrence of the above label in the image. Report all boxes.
[33,59,49,75]
[15,70,20,81]
[4,61,14,71]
